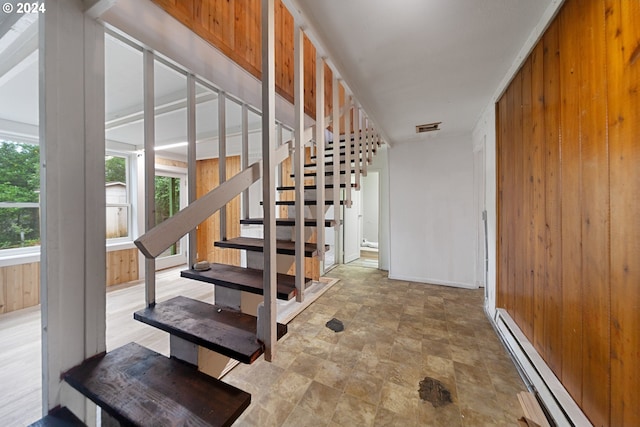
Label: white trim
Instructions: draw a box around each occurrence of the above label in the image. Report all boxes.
[494,309,592,427]
[387,273,476,290]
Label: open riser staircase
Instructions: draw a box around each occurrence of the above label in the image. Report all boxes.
[35,126,382,426]
[37,64,382,427]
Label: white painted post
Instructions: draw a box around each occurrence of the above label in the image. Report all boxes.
[316,56,325,262]
[332,78,341,264]
[218,92,227,240]
[143,49,156,307]
[344,97,352,209]
[241,104,250,219]
[187,74,197,267]
[40,1,106,418]
[362,113,367,177]
[294,25,305,301]
[353,103,361,190]
[261,0,277,361]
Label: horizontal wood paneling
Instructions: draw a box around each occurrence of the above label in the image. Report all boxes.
[496,0,639,424]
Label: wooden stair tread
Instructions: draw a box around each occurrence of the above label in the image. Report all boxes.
[311,149,375,159]
[277,183,355,191]
[292,170,355,178]
[240,217,337,227]
[304,160,348,167]
[180,262,303,300]
[214,237,325,257]
[29,407,85,427]
[134,296,286,363]
[262,200,345,206]
[63,342,250,427]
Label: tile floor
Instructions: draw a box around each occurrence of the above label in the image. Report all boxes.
[223,264,527,426]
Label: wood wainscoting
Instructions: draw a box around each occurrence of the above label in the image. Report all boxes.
[0,247,141,314]
[496,0,639,425]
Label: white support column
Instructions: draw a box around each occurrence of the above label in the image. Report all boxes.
[218,92,227,240]
[361,113,368,177]
[187,74,197,267]
[315,56,325,262]
[294,25,305,301]
[344,97,352,208]
[261,0,277,361]
[40,1,106,418]
[241,104,250,219]
[353,103,361,190]
[143,49,156,307]
[332,78,341,264]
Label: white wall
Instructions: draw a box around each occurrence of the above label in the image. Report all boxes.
[361,171,379,244]
[388,134,475,288]
[366,145,389,270]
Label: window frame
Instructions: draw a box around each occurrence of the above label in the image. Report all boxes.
[105,150,134,244]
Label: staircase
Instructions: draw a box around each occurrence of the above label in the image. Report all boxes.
[46,128,380,425]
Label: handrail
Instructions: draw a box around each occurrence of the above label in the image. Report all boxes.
[135,141,292,259]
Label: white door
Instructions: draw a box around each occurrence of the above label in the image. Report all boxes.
[343,182,361,263]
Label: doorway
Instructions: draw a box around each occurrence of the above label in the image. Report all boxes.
[343,171,379,268]
[154,169,188,269]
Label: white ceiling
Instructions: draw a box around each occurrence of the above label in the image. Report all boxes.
[294,0,552,145]
[0,1,552,153]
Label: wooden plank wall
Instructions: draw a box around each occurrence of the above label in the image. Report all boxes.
[496,0,639,425]
[0,247,140,314]
[151,0,334,119]
[106,248,139,287]
[196,156,242,265]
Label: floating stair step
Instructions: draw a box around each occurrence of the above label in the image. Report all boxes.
[63,342,250,427]
[134,296,286,364]
[262,200,345,206]
[180,262,304,300]
[311,149,375,159]
[214,237,326,257]
[291,170,355,178]
[304,160,348,167]
[29,407,85,427]
[240,217,337,227]
[277,183,356,191]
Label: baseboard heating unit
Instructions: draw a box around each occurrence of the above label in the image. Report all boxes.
[493,309,592,427]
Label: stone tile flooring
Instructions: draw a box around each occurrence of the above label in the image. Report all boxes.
[223,265,527,426]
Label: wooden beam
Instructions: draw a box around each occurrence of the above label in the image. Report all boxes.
[187,74,197,268]
[332,77,341,264]
[241,104,249,220]
[218,92,227,241]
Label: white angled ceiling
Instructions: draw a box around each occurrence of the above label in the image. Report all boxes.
[294,0,552,145]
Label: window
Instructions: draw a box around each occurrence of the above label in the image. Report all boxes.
[0,140,40,250]
[105,153,131,240]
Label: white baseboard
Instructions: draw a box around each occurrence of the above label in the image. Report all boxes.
[387,273,476,289]
[493,309,592,427]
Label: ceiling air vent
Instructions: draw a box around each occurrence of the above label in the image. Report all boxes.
[416,122,441,133]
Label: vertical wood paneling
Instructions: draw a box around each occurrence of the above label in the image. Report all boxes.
[577,2,610,424]
[496,1,639,424]
[196,156,241,266]
[496,96,508,310]
[558,0,583,405]
[0,262,40,314]
[520,56,534,340]
[530,42,546,357]
[106,249,139,287]
[606,0,640,425]
[542,19,562,378]
[153,0,325,118]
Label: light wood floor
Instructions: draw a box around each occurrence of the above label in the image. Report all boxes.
[0,266,336,426]
[0,266,215,426]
